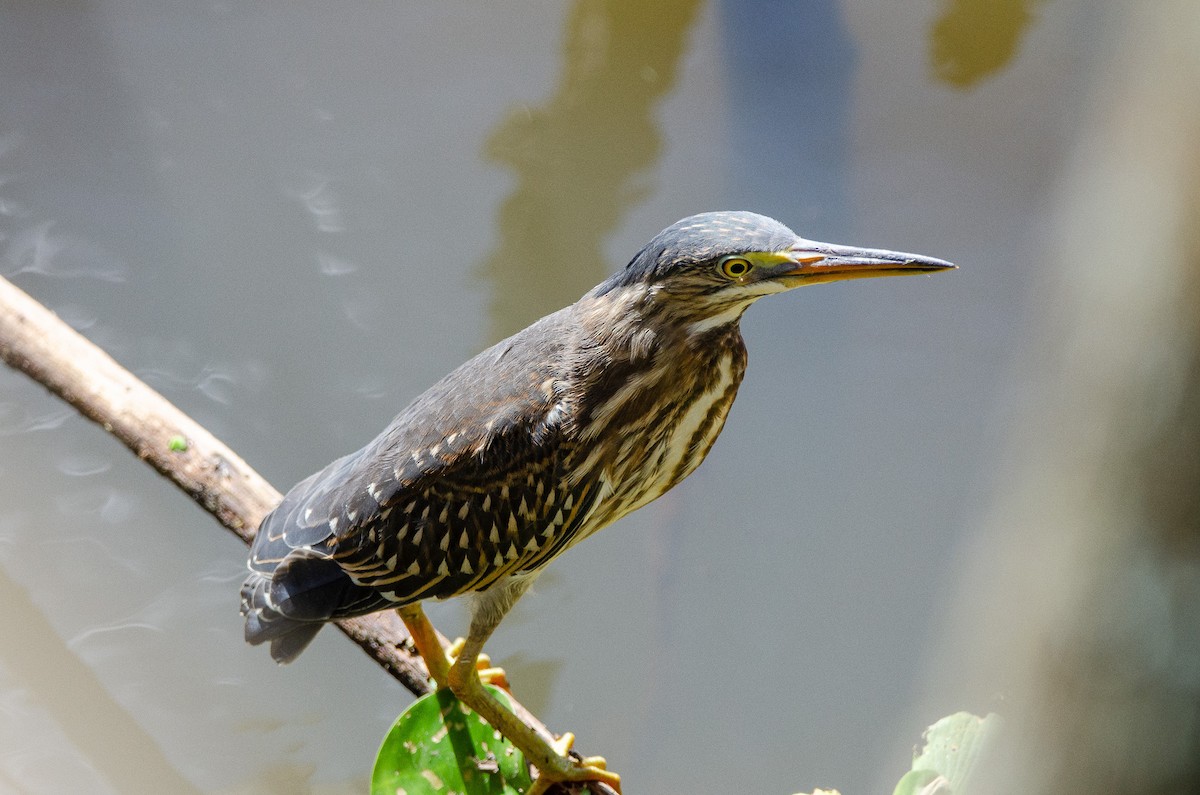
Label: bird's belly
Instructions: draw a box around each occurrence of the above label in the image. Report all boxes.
[583,353,740,532]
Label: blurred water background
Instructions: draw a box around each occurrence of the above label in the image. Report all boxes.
[1,1,1197,793]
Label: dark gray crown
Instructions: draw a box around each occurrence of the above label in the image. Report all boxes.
[598,211,798,294]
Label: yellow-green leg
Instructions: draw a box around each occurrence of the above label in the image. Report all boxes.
[446,636,510,690]
[398,585,621,793]
[398,604,510,690]
[445,583,622,794]
[398,603,451,687]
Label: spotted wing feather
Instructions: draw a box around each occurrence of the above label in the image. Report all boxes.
[241,309,598,661]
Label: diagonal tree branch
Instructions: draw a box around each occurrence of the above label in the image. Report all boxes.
[0,272,429,694]
[0,273,614,795]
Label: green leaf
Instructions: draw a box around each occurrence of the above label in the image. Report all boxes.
[167,435,188,452]
[893,769,950,795]
[893,711,1001,795]
[372,685,533,795]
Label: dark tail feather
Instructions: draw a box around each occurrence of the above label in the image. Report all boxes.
[241,550,386,663]
[241,571,325,663]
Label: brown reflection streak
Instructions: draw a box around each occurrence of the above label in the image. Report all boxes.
[479,0,704,342]
[0,567,202,793]
[929,0,1047,88]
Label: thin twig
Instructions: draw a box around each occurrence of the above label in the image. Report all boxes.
[0,273,615,795]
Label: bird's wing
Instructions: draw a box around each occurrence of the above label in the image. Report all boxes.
[248,307,599,613]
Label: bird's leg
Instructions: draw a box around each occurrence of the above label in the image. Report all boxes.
[397,603,509,689]
[397,603,451,688]
[448,626,619,793]
[446,636,510,690]
[447,579,621,793]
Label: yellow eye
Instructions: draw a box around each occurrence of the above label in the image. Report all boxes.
[719,256,753,279]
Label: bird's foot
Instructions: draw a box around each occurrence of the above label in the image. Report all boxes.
[448,664,620,794]
[447,636,510,691]
[525,732,620,794]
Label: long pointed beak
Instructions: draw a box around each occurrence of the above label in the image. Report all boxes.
[777,239,955,285]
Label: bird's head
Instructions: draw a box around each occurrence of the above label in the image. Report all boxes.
[594,211,954,333]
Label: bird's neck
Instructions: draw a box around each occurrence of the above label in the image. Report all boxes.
[561,285,748,526]
[571,281,751,354]
[569,282,747,371]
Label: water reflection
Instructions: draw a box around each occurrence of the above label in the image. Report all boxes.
[285,174,347,236]
[479,0,703,342]
[55,452,113,477]
[315,252,358,277]
[0,402,74,435]
[3,221,128,282]
[0,568,202,794]
[718,0,853,229]
[929,0,1046,88]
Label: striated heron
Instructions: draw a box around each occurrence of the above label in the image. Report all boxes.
[242,211,954,791]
